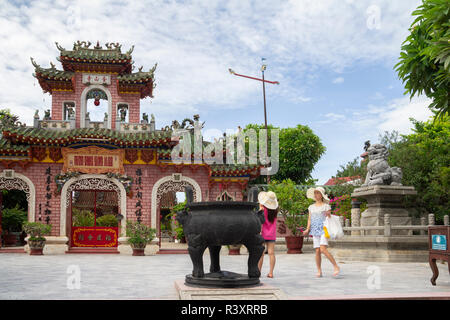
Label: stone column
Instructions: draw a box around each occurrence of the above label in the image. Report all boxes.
[339,216,345,228]
[351,200,361,236]
[33,111,40,128]
[420,216,427,235]
[428,214,435,226]
[444,215,449,226]
[384,214,391,237]
[150,118,156,132]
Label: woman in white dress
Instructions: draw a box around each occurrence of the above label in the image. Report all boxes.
[302,187,340,277]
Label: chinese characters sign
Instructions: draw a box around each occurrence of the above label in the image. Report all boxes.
[82,73,111,85]
[62,146,124,174]
[72,227,118,247]
[135,168,143,223]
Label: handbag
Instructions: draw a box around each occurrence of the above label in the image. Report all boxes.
[324,215,344,240]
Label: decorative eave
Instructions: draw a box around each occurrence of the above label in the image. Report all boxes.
[0,140,31,158]
[117,64,157,98]
[31,58,75,94]
[56,41,133,74]
[209,164,262,178]
[1,127,175,149]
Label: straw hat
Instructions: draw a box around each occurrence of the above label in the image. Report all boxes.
[306,187,330,203]
[258,191,279,210]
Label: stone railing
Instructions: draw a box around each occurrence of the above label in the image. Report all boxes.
[87,121,107,129]
[116,120,156,132]
[339,212,449,237]
[35,119,75,130]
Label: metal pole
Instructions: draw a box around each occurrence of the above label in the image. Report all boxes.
[262,66,270,184]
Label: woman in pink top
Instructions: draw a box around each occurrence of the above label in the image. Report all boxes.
[257,191,279,278]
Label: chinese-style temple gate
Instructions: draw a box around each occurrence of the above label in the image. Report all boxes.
[0,41,261,253]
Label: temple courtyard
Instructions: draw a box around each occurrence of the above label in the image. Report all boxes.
[0,249,448,300]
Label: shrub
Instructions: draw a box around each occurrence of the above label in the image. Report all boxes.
[268,179,313,236]
[72,209,94,227]
[168,201,186,240]
[330,195,368,224]
[22,222,52,241]
[96,214,118,227]
[1,205,27,232]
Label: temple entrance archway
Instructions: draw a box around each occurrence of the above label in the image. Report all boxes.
[151,174,201,252]
[60,175,127,248]
[0,171,35,248]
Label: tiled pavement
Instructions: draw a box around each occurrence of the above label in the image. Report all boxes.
[0,251,449,299]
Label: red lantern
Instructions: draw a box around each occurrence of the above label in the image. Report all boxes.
[93,93,100,106]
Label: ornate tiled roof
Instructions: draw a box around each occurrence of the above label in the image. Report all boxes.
[117,64,156,98]
[31,58,75,93]
[0,140,30,157]
[56,41,133,73]
[2,127,174,148]
[32,42,156,98]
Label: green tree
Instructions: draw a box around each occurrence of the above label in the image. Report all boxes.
[334,157,367,179]
[243,124,325,184]
[0,108,20,129]
[395,0,450,119]
[382,115,449,222]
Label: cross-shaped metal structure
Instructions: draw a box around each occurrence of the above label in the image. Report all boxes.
[229,59,279,183]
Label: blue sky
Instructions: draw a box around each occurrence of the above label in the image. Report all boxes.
[0,0,434,184]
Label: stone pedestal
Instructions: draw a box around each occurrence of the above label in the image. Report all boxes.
[174,280,287,300]
[351,185,417,235]
[25,236,69,255]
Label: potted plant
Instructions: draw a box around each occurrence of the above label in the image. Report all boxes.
[126,220,156,256]
[22,222,52,255]
[1,205,27,246]
[227,244,242,255]
[268,179,313,254]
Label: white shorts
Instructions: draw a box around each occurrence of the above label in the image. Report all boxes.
[312,234,328,248]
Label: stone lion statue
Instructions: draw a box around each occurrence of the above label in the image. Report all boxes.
[362,143,403,186]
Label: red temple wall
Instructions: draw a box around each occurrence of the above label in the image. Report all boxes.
[8,162,248,237]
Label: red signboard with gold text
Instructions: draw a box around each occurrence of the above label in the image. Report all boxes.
[62,146,124,174]
[72,227,118,247]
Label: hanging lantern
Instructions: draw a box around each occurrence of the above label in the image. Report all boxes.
[94,94,100,106]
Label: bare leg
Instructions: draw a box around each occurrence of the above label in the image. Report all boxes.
[267,242,275,277]
[320,245,340,276]
[315,248,322,277]
[258,242,267,272]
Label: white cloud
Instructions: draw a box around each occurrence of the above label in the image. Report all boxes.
[377,96,434,134]
[332,77,345,84]
[351,95,434,135]
[0,0,422,126]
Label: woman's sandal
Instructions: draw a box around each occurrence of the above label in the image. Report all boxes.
[333,268,340,277]
[267,274,273,278]
[316,272,323,278]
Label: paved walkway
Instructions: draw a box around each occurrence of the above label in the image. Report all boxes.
[0,252,448,299]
